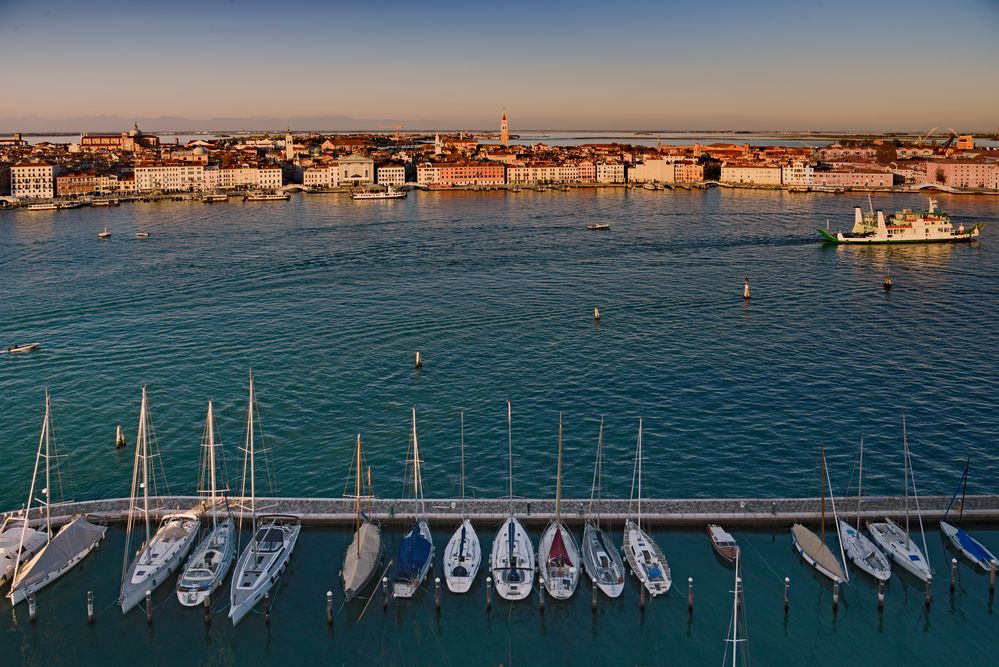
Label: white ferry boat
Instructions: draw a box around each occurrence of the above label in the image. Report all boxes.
[351,186,407,200]
[819,198,983,244]
[26,203,59,211]
[244,191,290,201]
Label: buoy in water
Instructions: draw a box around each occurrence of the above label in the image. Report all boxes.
[743,278,751,300]
[415,351,422,369]
[883,274,893,290]
[593,307,601,321]
[115,424,126,449]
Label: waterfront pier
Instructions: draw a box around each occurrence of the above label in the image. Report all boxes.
[4,494,998,529]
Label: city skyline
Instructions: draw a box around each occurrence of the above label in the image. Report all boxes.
[2,0,998,132]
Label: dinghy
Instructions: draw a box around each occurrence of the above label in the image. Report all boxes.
[5,343,39,354]
[393,408,434,598]
[491,401,535,601]
[622,419,671,596]
[538,414,580,600]
[176,401,236,607]
[229,373,301,625]
[443,412,480,593]
[581,417,625,598]
[119,387,199,613]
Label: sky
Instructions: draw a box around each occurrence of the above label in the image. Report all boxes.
[1,0,998,131]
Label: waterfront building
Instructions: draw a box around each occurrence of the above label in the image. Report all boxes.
[596,162,625,184]
[11,161,59,199]
[417,162,505,187]
[0,132,27,147]
[811,168,893,188]
[781,160,815,187]
[441,135,479,154]
[956,135,975,150]
[80,124,159,152]
[135,161,205,192]
[674,161,705,183]
[376,162,407,186]
[339,154,375,186]
[720,162,782,185]
[56,170,101,197]
[507,163,580,184]
[925,159,997,188]
[303,164,340,188]
[500,112,509,147]
[208,164,283,190]
[577,161,596,182]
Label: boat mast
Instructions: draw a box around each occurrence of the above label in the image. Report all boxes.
[507,401,513,516]
[43,390,52,539]
[637,418,643,531]
[855,436,864,531]
[820,447,826,543]
[140,386,151,559]
[959,457,970,523]
[355,434,362,533]
[588,417,604,523]
[825,448,850,583]
[12,392,50,588]
[555,413,563,526]
[412,408,425,519]
[207,400,217,531]
[902,414,910,549]
[459,411,466,519]
[245,372,257,553]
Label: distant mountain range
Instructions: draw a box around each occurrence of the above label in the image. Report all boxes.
[0,114,456,134]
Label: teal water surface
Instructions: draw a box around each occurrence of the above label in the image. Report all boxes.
[1,189,998,665]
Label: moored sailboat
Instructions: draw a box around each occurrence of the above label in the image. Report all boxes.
[229,373,301,625]
[393,408,434,598]
[538,414,580,600]
[176,400,236,607]
[341,434,383,602]
[490,401,535,601]
[8,392,107,604]
[940,458,998,572]
[839,437,891,582]
[867,416,932,582]
[581,417,626,598]
[443,412,481,594]
[791,447,849,584]
[622,419,671,596]
[119,387,199,613]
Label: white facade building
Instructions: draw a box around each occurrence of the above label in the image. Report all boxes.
[627,159,677,184]
[376,164,406,186]
[338,154,374,185]
[135,162,205,192]
[416,163,441,186]
[303,164,340,188]
[12,162,58,199]
[506,163,580,184]
[596,162,625,184]
[205,165,283,190]
[781,160,815,186]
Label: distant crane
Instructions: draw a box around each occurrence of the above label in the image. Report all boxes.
[378,124,404,147]
[915,127,938,146]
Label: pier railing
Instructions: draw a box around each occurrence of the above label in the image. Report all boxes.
[4,494,998,528]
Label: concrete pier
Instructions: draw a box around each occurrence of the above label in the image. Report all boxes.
[3,494,998,528]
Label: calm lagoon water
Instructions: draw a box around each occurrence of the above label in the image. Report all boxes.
[1,189,997,664]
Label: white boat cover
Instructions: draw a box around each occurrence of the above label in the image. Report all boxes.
[792,524,846,582]
[12,517,105,591]
[343,522,381,595]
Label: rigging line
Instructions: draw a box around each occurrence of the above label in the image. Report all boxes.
[356,558,393,621]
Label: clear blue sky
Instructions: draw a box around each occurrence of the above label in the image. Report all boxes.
[1,0,997,130]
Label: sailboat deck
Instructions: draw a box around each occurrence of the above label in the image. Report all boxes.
[6,494,999,528]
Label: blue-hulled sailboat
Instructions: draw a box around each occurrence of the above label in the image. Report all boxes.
[940,457,998,572]
[393,408,434,598]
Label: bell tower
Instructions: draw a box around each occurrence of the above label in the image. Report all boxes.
[500,111,509,147]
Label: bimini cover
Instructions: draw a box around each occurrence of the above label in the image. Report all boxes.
[12,517,105,591]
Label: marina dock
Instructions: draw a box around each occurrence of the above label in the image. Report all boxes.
[5,494,998,529]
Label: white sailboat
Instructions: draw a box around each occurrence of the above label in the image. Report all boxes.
[791,447,849,584]
[443,412,481,593]
[176,400,236,607]
[623,419,671,596]
[940,458,999,571]
[538,414,580,600]
[229,373,301,625]
[868,416,932,582]
[341,434,383,601]
[490,401,535,601]
[393,408,434,598]
[839,437,891,582]
[120,386,199,613]
[8,392,107,604]
[581,417,626,598]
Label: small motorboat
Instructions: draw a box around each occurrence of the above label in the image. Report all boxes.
[883,274,893,290]
[6,343,40,354]
[707,524,740,563]
[98,227,111,239]
[136,232,150,238]
[587,224,611,231]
